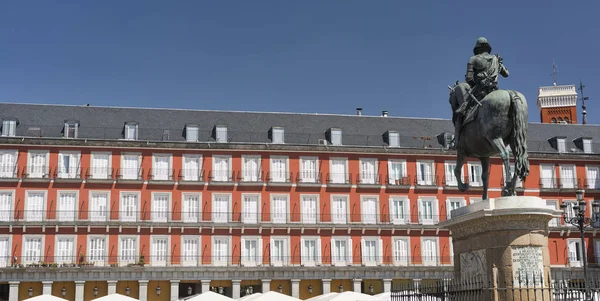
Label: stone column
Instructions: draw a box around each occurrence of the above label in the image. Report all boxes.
[138,280,149,301]
[107,280,118,295]
[170,280,180,301]
[42,281,53,295]
[232,280,241,299]
[321,279,331,294]
[201,280,211,293]
[75,281,85,301]
[383,279,392,293]
[261,279,270,293]
[290,279,300,299]
[8,281,19,301]
[352,279,362,293]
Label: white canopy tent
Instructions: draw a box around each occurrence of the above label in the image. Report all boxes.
[185,291,234,301]
[238,291,301,301]
[306,291,384,301]
[24,295,66,301]
[94,294,139,301]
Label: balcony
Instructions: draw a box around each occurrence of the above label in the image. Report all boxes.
[539,177,559,192]
[22,165,51,183]
[238,171,265,186]
[178,169,205,186]
[296,172,322,187]
[386,175,411,190]
[326,172,352,188]
[267,171,293,187]
[559,177,581,192]
[54,167,83,183]
[0,165,19,182]
[208,170,234,186]
[86,167,115,184]
[148,168,175,185]
[117,168,144,184]
[357,173,382,188]
[586,178,600,193]
[414,174,438,189]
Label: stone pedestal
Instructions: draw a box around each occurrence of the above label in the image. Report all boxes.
[107,280,117,295]
[440,196,560,301]
[261,279,271,293]
[383,279,392,293]
[8,281,19,301]
[201,280,211,293]
[322,279,332,294]
[232,280,241,299]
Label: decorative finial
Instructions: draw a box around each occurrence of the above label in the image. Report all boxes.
[552,58,558,86]
[579,79,589,125]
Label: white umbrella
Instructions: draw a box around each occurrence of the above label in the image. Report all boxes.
[24,295,67,301]
[94,294,139,301]
[246,291,300,301]
[187,291,234,301]
[238,292,262,301]
[306,291,384,301]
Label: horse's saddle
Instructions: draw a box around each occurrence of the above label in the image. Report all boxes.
[462,104,479,126]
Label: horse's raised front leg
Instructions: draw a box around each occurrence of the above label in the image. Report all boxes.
[455,150,468,192]
[488,137,512,196]
[480,157,490,200]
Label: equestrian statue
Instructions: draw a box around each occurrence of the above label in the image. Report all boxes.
[448,37,530,200]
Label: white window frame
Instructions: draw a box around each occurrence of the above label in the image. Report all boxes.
[331,236,353,266]
[329,157,349,184]
[557,138,566,153]
[215,125,227,143]
[567,238,584,267]
[0,149,18,178]
[212,193,232,223]
[300,194,319,224]
[546,200,559,227]
[25,190,47,222]
[64,122,78,139]
[387,159,407,185]
[299,156,319,183]
[87,235,108,266]
[118,235,140,266]
[272,127,284,144]
[22,235,44,264]
[186,125,199,142]
[583,138,593,154]
[467,162,483,187]
[270,194,289,223]
[359,158,378,185]
[181,154,203,181]
[120,152,142,180]
[150,235,170,267]
[331,194,350,224]
[330,128,342,146]
[0,235,12,268]
[586,165,600,190]
[540,164,557,188]
[0,190,15,222]
[392,236,411,266]
[300,236,321,266]
[90,152,112,180]
[2,120,16,137]
[270,235,289,266]
[360,236,383,266]
[57,151,81,179]
[502,162,523,188]
[388,131,400,148]
[212,155,232,182]
[151,192,171,223]
[389,196,410,225]
[416,160,435,185]
[269,156,289,183]
[27,150,50,178]
[446,197,466,220]
[54,235,76,264]
[360,195,379,224]
[151,153,173,181]
[212,236,231,266]
[181,235,200,267]
[418,197,438,225]
[241,155,262,182]
[119,191,140,222]
[124,123,138,140]
[421,237,439,266]
[56,190,78,222]
[88,191,110,222]
[559,164,577,189]
[240,235,263,267]
[444,161,464,186]
[181,192,202,223]
[241,193,261,224]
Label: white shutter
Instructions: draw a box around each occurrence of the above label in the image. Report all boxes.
[269,238,274,265]
[257,237,263,265]
[330,238,336,264]
[377,238,383,265]
[433,199,439,223]
[347,237,353,265]
[0,192,12,221]
[568,241,578,265]
[360,238,366,264]
[316,238,322,265]
[58,193,76,222]
[0,237,9,267]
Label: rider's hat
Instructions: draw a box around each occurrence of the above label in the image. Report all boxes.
[473,37,492,55]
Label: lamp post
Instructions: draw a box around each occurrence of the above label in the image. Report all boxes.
[560,189,600,301]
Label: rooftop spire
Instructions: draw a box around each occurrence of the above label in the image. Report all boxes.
[552,58,559,86]
[579,79,589,124]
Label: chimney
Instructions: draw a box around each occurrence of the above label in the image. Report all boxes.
[356,108,363,116]
[381,110,388,117]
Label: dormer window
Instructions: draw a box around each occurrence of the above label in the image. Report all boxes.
[557,138,566,153]
[583,138,593,154]
[186,124,199,142]
[215,125,227,143]
[386,131,400,148]
[271,127,284,144]
[64,121,79,139]
[328,128,342,146]
[1,119,17,137]
[124,122,138,140]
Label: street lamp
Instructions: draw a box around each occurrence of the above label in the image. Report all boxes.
[156,286,161,296]
[187,285,193,296]
[307,284,313,295]
[560,189,600,301]
[338,284,343,293]
[369,284,373,294]
[28,287,33,297]
[61,287,67,297]
[277,284,283,293]
[125,286,130,296]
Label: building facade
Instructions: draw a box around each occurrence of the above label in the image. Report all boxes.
[0,103,598,301]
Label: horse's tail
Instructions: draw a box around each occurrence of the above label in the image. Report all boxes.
[510,91,530,180]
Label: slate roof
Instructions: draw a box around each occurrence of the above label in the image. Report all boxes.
[0,102,598,154]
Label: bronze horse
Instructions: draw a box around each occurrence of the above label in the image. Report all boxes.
[449,83,530,199]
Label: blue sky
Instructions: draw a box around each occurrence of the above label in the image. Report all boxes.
[0,0,598,124]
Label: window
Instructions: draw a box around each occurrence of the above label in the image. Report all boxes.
[360,158,378,184]
[64,122,78,139]
[361,196,378,224]
[212,194,230,223]
[182,193,201,223]
[557,138,566,153]
[212,236,230,266]
[89,192,109,222]
[242,155,261,182]
[181,236,199,267]
[551,118,557,123]
[331,195,348,224]
[418,197,438,225]
[388,159,407,185]
[301,195,318,224]
[152,154,172,181]
[468,162,483,187]
[329,128,342,146]
[446,198,465,220]
[540,164,556,188]
[0,236,9,267]
[583,139,593,154]
[57,191,77,222]
[0,150,18,178]
[562,200,577,224]
[301,237,321,266]
[587,166,600,189]
[270,236,289,266]
[388,131,400,148]
[390,196,409,224]
[416,160,435,185]
[242,194,260,224]
[120,192,139,222]
[58,151,81,179]
[502,163,523,188]
[421,237,439,266]
[88,236,107,266]
[120,153,141,180]
[0,191,13,222]
[330,158,348,184]
[361,237,383,266]
[331,237,352,266]
[22,236,43,264]
[182,154,202,181]
[186,125,199,142]
[270,156,289,182]
[119,236,138,266]
[241,236,262,266]
[299,157,319,183]
[559,164,577,189]
[151,193,170,222]
[271,195,288,223]
[271,127,284,144]
[90,152,111,180]
[212,155,231,182]
[55,236,75,264]
[392,237,410,266]
[1,120,16,137]
[444,161,461,186]
[215,125,227,143]
[546,200,559,227]
[25,191,45,222]
[568,239,583,267]
[150,236,168,267]
[27,150,49,178]
[124,123,138,140]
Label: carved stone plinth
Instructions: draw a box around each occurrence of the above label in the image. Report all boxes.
[440,196,561,301]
